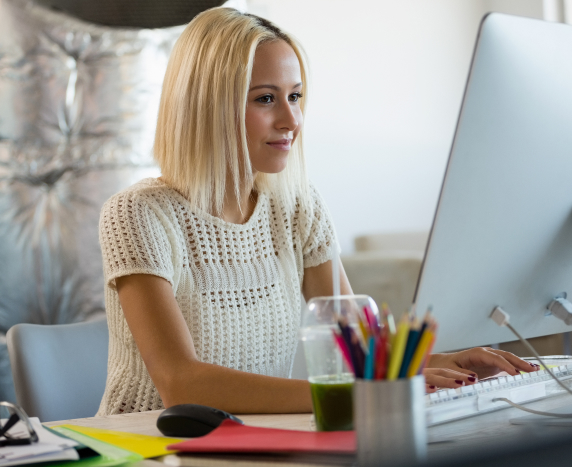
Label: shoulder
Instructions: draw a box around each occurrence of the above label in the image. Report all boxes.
[298,181,329,219]
[101,178,175,216]
[99,179,183,240]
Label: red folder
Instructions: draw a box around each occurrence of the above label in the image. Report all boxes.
[167,420,356,454]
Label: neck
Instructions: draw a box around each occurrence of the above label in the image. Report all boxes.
[220,176,257,224]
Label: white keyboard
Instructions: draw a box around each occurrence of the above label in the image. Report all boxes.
[425,364,572,426]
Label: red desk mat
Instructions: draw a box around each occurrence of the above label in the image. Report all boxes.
[167,420,356,454]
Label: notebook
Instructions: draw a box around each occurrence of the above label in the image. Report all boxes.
[167,420,355,454]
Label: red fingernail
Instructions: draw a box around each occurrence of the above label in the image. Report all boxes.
[429,385,436,389]
[455,380,464,385]
[468,377,476,382]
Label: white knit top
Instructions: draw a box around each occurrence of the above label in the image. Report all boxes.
[96,178,337,415]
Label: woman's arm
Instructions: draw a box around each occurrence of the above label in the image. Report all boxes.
[116,274,312,414]
[302,258,353,300]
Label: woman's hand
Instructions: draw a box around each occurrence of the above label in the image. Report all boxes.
[427,347,540,381]
[423,367,479,393]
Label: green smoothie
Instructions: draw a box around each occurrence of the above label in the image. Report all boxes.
[309,374,354,431]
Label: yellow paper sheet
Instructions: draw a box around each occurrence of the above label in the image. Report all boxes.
[55,424,183,458]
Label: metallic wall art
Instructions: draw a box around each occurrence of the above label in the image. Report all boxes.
[32,0,226,28]
[0,0,190,401]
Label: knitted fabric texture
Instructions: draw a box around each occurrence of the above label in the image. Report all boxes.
[96,178,337,415]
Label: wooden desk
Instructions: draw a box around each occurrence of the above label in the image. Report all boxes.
[44,394,572,466]
[44,412,312,437]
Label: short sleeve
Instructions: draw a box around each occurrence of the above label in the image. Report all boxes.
[99,191,174,289]
[302,184,339,268]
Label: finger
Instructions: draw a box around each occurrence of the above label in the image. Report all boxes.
[426,384,437,394]
[424,368,478,384]
[449,367,479,380]
[424,374,465,389]
[488,349,540,373]
[427,368,478,384]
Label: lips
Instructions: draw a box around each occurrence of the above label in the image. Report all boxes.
[266,139,292,151]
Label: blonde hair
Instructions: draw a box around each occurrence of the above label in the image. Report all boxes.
[154,8,309,216]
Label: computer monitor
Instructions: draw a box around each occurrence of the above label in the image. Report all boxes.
[413,13,572,352]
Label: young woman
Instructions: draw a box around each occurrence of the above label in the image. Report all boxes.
[96,8,538,416]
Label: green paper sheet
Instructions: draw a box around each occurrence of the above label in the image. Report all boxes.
[47,426,143,467]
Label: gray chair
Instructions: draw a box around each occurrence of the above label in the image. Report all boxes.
[6,319,109,422]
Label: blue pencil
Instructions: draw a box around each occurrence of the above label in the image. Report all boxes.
[364,336,376,380]
[398,328,420,378]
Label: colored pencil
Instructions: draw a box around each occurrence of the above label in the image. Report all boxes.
[338,320,359,374]
[406,326,435,377]
[386,313,410,380]
[364,336,376,380]
[374,327,388,380]
[350,328,366,378]
[398,319,421,378]
[418,323,438,374]
[332,330,355,373]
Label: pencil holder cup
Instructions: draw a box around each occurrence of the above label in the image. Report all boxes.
[299,295,379,432]
[354,375,427,466]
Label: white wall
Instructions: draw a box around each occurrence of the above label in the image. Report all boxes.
[246,0,544,253]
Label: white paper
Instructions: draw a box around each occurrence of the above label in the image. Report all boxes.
[0,448,78,467]
[0,418,79,464]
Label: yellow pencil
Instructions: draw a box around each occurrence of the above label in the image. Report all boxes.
[406,328,435,377]
[386,313,410,380]
[358,317,369,342]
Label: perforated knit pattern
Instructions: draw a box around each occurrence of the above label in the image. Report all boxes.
[96,178,337,415]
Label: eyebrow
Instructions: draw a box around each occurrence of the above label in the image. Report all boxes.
[249,82,303,92]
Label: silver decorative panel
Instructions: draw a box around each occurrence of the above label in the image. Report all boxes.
[0,0,185,400]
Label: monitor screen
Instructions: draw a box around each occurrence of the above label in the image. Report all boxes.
[414,13,572,352]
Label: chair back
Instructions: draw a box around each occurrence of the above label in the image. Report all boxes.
[7,319,109,422]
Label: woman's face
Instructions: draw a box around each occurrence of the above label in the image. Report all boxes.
[245,39,303,175]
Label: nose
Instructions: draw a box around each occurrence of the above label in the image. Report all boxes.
[275,100,299,132]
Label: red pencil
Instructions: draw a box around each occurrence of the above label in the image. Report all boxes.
[332,330,355,374]
[363,305,379,333]
[374,326,388,379]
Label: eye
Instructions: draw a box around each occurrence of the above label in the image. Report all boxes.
[289,92,303,103]
[255,94,274,104]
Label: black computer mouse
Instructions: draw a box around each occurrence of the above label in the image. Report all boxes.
[156,403,244,437]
